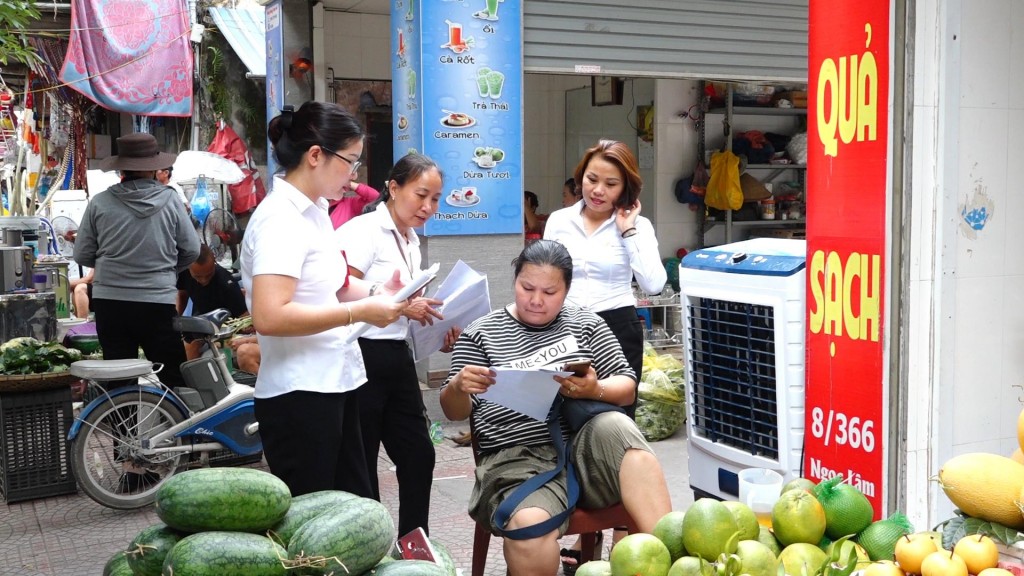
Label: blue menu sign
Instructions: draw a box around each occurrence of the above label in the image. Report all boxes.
[392,0,523,236]
[265,0,284,179]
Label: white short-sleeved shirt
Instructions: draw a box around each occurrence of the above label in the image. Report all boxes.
[336,203,419,340]
[544,203,667,312]
[240,177,366,398]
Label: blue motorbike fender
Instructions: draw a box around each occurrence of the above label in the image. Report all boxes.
[68,386,189,440]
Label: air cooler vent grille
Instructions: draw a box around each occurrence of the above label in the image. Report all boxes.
[687,297,779,460]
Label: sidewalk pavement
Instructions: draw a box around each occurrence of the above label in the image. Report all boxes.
[0,388,694,576]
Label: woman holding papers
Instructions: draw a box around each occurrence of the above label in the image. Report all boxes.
[439,240,671,576]
[336,152,456,536]
[241,101,407,498]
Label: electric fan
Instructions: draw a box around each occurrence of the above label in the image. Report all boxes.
[202,208,242,265]
[50,215,79,258]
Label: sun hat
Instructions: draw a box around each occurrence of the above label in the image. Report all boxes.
[99,132,177,172]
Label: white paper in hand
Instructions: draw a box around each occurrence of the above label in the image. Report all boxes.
[344,263,440,344]
[409,260,490,361]
[479,367,570,421]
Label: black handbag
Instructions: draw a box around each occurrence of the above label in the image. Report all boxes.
[561,398,626,433]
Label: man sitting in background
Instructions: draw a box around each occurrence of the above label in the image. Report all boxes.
[176,244,247,359]
[70,268,94,319]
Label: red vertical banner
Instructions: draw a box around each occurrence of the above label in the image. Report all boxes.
[805,1,891,517]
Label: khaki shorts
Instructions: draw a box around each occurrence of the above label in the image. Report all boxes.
[468,411,652,536]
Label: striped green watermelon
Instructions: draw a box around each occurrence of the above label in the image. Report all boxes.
[126,523,184,576]
[160,531,287,576]
[365,559,448,575]
[429,539,457,576]
[155,468,291,533]
[269,490,360,547]
[103,550,133,576]
[286,497,394,575]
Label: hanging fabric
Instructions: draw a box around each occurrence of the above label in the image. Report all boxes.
[59,0,193,116]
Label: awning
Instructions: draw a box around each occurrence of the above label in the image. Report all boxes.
[208,7,266,79]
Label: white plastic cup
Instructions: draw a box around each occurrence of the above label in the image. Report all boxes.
[738,468,784,527]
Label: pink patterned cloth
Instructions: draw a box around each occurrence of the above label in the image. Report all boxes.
[60,0,193,116]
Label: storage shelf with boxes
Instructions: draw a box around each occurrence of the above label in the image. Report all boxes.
[698,82,808,248]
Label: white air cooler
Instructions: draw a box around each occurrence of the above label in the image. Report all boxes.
[679,238,806,500]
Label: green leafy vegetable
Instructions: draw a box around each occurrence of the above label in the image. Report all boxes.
[938,511,1024,548]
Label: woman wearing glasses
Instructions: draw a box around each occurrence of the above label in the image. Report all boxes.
[337,152,459,536]
[241,101,408,497]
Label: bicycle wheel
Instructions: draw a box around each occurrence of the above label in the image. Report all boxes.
[70,390,187,509]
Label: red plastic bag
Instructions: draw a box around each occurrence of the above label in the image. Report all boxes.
[207,122,267,215]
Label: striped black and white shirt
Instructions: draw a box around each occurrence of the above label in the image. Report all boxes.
[442,305,635,455]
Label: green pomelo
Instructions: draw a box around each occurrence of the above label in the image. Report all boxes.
[723,501,760,541]
[813,477,875,539]
[772,489,826,546]
[681,498,741,561]
[577,560,613,576]
[781,478,817,494]
[667,556,709,576]
[778,543,828,576]
[610,533,672,576]
[735,539,779,576]
[856,517,913,561]
[757,526,783,556]
[653,511,689,563]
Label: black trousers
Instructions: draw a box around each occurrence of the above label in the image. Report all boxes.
[356,338,435,536]
[254,389,373,498]
[596,306,645,419]
[92,298,186,388]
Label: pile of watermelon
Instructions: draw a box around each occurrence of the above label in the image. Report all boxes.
[101,467,458,576]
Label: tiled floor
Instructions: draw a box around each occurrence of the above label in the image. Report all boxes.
[0,388,693,575]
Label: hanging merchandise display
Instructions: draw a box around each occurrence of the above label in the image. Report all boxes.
[206,121,265,215]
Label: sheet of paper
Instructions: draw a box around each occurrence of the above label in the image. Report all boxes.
[409,260,491,361]
[344,263,440,344]
[479,367,570,421]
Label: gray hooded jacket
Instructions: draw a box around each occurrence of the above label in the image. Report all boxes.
[74,179,200,305]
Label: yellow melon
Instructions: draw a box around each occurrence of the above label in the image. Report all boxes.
[1018,408,1024,454]
[938,453,1024,529]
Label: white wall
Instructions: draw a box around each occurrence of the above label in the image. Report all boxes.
[323,11,390,80]
[523,74,588,214]
[906,0,1024,528]
[653,79,702,258]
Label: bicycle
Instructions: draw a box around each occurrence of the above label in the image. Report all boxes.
[67,309,261,510]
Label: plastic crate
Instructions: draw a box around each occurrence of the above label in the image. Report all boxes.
[0,385,77,502]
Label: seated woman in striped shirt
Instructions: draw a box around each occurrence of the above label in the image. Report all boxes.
[439,240,672,576]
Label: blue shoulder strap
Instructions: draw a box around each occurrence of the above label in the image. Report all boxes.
[491,398,579,540]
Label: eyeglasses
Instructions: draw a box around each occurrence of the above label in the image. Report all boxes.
[320,146,362,175]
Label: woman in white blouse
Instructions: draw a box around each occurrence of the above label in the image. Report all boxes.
[544,139,667,401]
[543,140,667,569]
[336,153,456,537]
[241,102,408,499]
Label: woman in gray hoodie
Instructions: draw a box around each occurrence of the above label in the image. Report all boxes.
[74,132,200,392]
